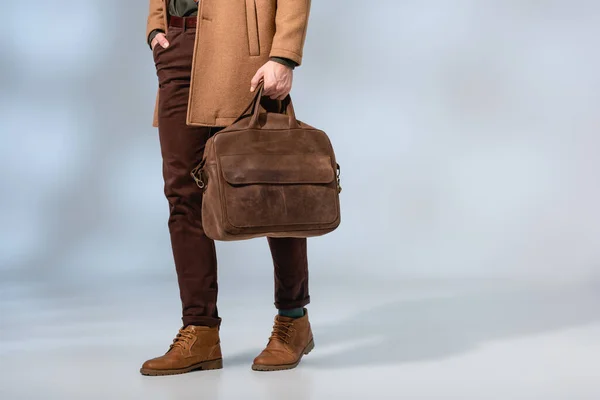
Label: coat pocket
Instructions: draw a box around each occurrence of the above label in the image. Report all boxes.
[245,0,260,56]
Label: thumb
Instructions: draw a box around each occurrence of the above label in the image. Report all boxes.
[250,68,264,92]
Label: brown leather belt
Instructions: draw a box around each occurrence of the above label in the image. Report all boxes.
[169,15,197,29]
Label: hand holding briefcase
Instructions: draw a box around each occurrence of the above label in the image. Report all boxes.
[191,82,341,241]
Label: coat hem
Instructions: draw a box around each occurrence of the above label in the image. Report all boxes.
[185,115,238,127]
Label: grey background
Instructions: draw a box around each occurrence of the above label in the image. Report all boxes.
[1,1,600,399]
[2,0,600,285]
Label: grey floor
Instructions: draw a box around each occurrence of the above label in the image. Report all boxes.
[1,277,599,400]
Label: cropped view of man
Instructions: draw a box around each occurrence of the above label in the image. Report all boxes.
[140,0,314,375]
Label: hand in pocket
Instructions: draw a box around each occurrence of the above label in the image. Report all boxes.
[151,33,170,50]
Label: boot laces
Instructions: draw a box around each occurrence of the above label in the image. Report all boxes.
[269,319,295,344]
[168,328,195,352]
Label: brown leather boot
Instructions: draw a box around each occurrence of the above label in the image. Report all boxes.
[252,309,314,371]
[140,325,223,376]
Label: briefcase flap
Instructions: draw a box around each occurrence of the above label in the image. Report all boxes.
[219,154,335,185]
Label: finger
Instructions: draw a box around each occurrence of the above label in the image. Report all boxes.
[250,69,264,92]
[270,87,284,100]
[282,85,292,99]
[270,89,283,99]
[158,36,170,48]
[266,79,283,97]
[263,82,276,96]
[261,75,274,94]
[272,84,287,100]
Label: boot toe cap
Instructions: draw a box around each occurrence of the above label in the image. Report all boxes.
[253,349,292,366]
[141,357,169,371]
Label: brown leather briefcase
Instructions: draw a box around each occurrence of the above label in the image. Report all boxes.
[190,83,341,241]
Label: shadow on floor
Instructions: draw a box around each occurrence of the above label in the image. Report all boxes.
[226,283,600,369]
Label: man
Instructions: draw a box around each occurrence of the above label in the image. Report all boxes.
[140,0,314,375]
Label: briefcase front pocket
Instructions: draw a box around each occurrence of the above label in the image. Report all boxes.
[217,153,340,230]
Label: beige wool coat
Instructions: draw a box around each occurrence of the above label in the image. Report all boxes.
[146,0,311,127]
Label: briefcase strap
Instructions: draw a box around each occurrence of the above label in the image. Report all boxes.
[232,81,300,129]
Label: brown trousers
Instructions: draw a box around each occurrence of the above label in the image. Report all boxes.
[153,17,310,328]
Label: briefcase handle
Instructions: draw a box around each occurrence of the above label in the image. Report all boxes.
[232,80,301,129]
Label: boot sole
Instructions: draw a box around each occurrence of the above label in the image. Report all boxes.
[251,338,315,372]
[140,358,223,376]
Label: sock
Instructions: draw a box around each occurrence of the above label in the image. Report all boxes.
[278,307,305,319]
